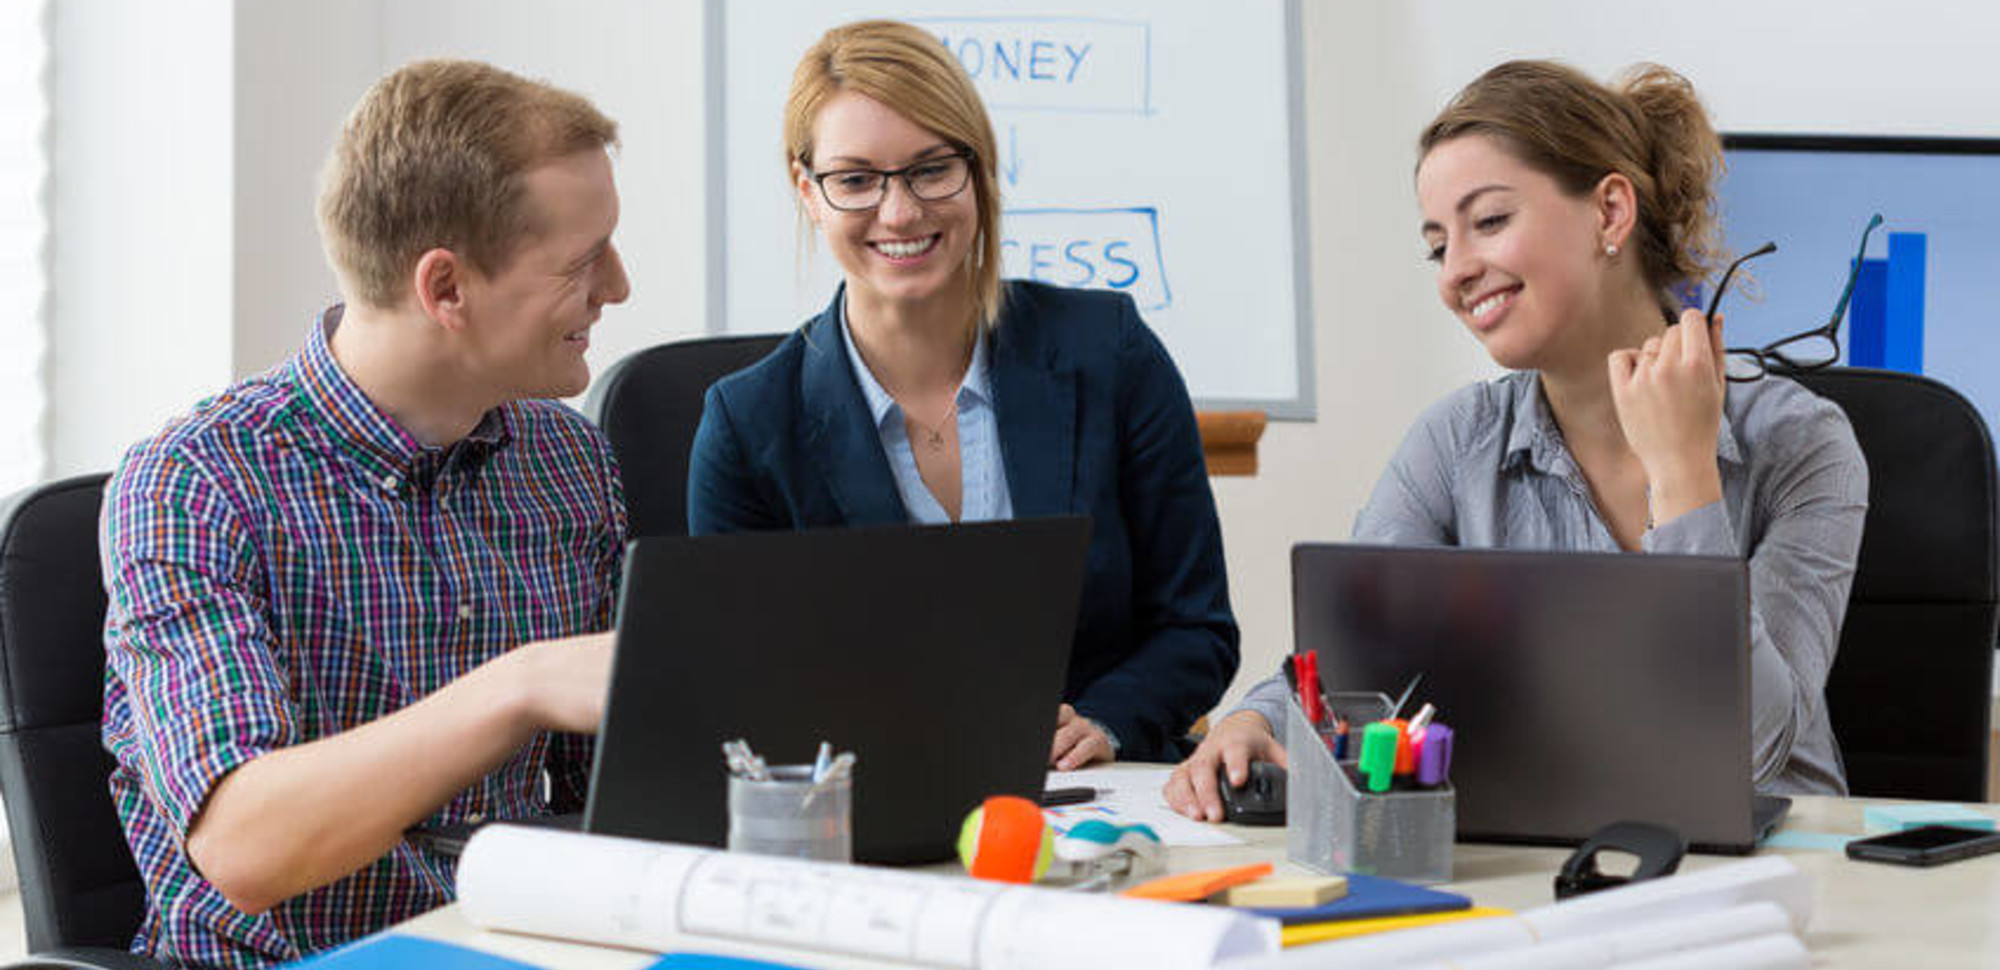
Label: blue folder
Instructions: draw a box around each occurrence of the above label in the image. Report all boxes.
[1247,873,1471,926]
[287,936,815,970]
[287,935,544,969]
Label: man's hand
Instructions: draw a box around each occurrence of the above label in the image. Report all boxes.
[1162,711,1287,822]
[188,629,617,915]
[511,631,616,734]
[1050,703,1115,771]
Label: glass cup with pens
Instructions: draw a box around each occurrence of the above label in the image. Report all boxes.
[723,738,855,862]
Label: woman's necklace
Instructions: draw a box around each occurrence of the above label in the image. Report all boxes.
[905,397,959,452]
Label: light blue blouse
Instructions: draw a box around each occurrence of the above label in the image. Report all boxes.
[839,301,1014,525]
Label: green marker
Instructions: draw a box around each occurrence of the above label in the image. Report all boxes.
[1359,721,1399,793]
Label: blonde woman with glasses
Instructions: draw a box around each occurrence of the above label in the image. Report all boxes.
[689,20,1239,768]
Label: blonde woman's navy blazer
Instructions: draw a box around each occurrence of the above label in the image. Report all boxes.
[688,281,1239,760]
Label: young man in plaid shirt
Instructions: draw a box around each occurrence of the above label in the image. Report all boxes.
[100,60,632,967]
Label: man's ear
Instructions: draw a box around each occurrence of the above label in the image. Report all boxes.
[1594,172,1638,253]
[413,248,470,332]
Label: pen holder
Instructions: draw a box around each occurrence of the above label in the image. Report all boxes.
[1286,694,1453,884]
[727,765,853,863]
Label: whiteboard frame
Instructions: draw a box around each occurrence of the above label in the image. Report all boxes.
[700,0,1316,420]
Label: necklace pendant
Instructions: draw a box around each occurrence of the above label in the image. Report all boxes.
[926,428,946,451]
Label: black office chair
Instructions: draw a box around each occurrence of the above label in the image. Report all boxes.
[587,333,786,539]
[1793,367,1998,801]
[0,473,168,969]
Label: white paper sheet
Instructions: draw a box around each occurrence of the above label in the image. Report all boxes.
[1044,767,1244,847]
[457,824,1277,970]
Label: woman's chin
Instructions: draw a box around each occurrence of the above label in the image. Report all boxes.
[1470,330,1539,372]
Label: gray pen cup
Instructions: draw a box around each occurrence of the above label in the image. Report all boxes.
[1287,693,1454,884]
[727,764,853,863]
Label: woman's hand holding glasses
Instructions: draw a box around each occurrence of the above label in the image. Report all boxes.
[1608,307,1729,531]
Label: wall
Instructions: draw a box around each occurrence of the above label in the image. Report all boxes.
[50,0,2000,714]
[231,1,384,375]
[51,0,236,475]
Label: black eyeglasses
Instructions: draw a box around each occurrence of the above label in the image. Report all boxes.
[807,151,975,212]
[1720,214,1885,382]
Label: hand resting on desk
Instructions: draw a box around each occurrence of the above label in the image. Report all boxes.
[1163,710,1287,822]
[1051,702,1116,770]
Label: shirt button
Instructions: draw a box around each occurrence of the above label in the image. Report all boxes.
[380,475,399,492]
[466,812,486,825]
[458,601,474,621]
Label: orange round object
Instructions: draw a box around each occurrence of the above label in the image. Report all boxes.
[964,795,1050,883]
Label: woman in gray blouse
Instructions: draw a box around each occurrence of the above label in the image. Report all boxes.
[1165,60,1867,820]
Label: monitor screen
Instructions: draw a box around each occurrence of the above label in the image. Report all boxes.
[1714,134,2000,437]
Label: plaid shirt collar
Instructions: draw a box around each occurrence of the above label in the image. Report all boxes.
[293,305,512,491]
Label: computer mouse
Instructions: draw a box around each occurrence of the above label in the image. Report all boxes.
[1217,761,1287,826]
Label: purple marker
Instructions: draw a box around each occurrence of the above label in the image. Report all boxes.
[1417,723,1453,787]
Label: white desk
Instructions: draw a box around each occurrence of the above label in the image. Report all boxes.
[397,765,2000,969]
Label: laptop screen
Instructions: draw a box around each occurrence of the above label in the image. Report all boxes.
[1292,543,1756,851]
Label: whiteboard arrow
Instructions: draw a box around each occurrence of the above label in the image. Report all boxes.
[1002,123,1022,187]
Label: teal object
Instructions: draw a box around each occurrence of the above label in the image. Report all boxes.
[1064,818,1160,845]
[1359,722,1399,793]
[1053,819,1163,863]
[1759,831,1856,852]
[1862,803,1995,835]
[643,955,814,969]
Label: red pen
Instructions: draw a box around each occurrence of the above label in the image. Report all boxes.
[1297,651,1325,725]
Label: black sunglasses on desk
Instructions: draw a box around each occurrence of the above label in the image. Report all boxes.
[1705,213,1885,383]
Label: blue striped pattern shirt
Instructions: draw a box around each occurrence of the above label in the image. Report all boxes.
[100,307,626,968]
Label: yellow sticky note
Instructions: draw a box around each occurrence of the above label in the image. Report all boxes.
[1217,876,1348,908]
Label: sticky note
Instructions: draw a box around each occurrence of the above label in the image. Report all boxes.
[1861,803,1996,835]
[1122,862,1273,902]
[1216,875,1347,908]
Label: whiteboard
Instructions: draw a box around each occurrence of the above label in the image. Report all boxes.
[706,0,1314,417]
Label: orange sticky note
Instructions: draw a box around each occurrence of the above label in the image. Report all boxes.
[1121,862,1275,902]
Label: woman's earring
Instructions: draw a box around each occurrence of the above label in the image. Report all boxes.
[1605,243,1620,257]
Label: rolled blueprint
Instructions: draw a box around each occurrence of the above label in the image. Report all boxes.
[457,824,1279,970]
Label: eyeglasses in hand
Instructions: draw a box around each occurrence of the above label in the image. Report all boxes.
[1718,214,1885,383]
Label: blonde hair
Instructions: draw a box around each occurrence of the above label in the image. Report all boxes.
[783,19,1005,327]
[318,59,619,309]
[1419,60,1726,317]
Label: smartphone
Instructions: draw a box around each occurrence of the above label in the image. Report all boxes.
[1845,824,2000,867]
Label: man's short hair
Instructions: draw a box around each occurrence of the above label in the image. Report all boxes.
[317,59,619,309]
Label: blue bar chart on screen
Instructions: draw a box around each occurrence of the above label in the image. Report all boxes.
[1848,232,1927,373]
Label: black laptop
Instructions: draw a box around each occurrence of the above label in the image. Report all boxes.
[581,517,1090,864]
[1292,543,1788,854]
